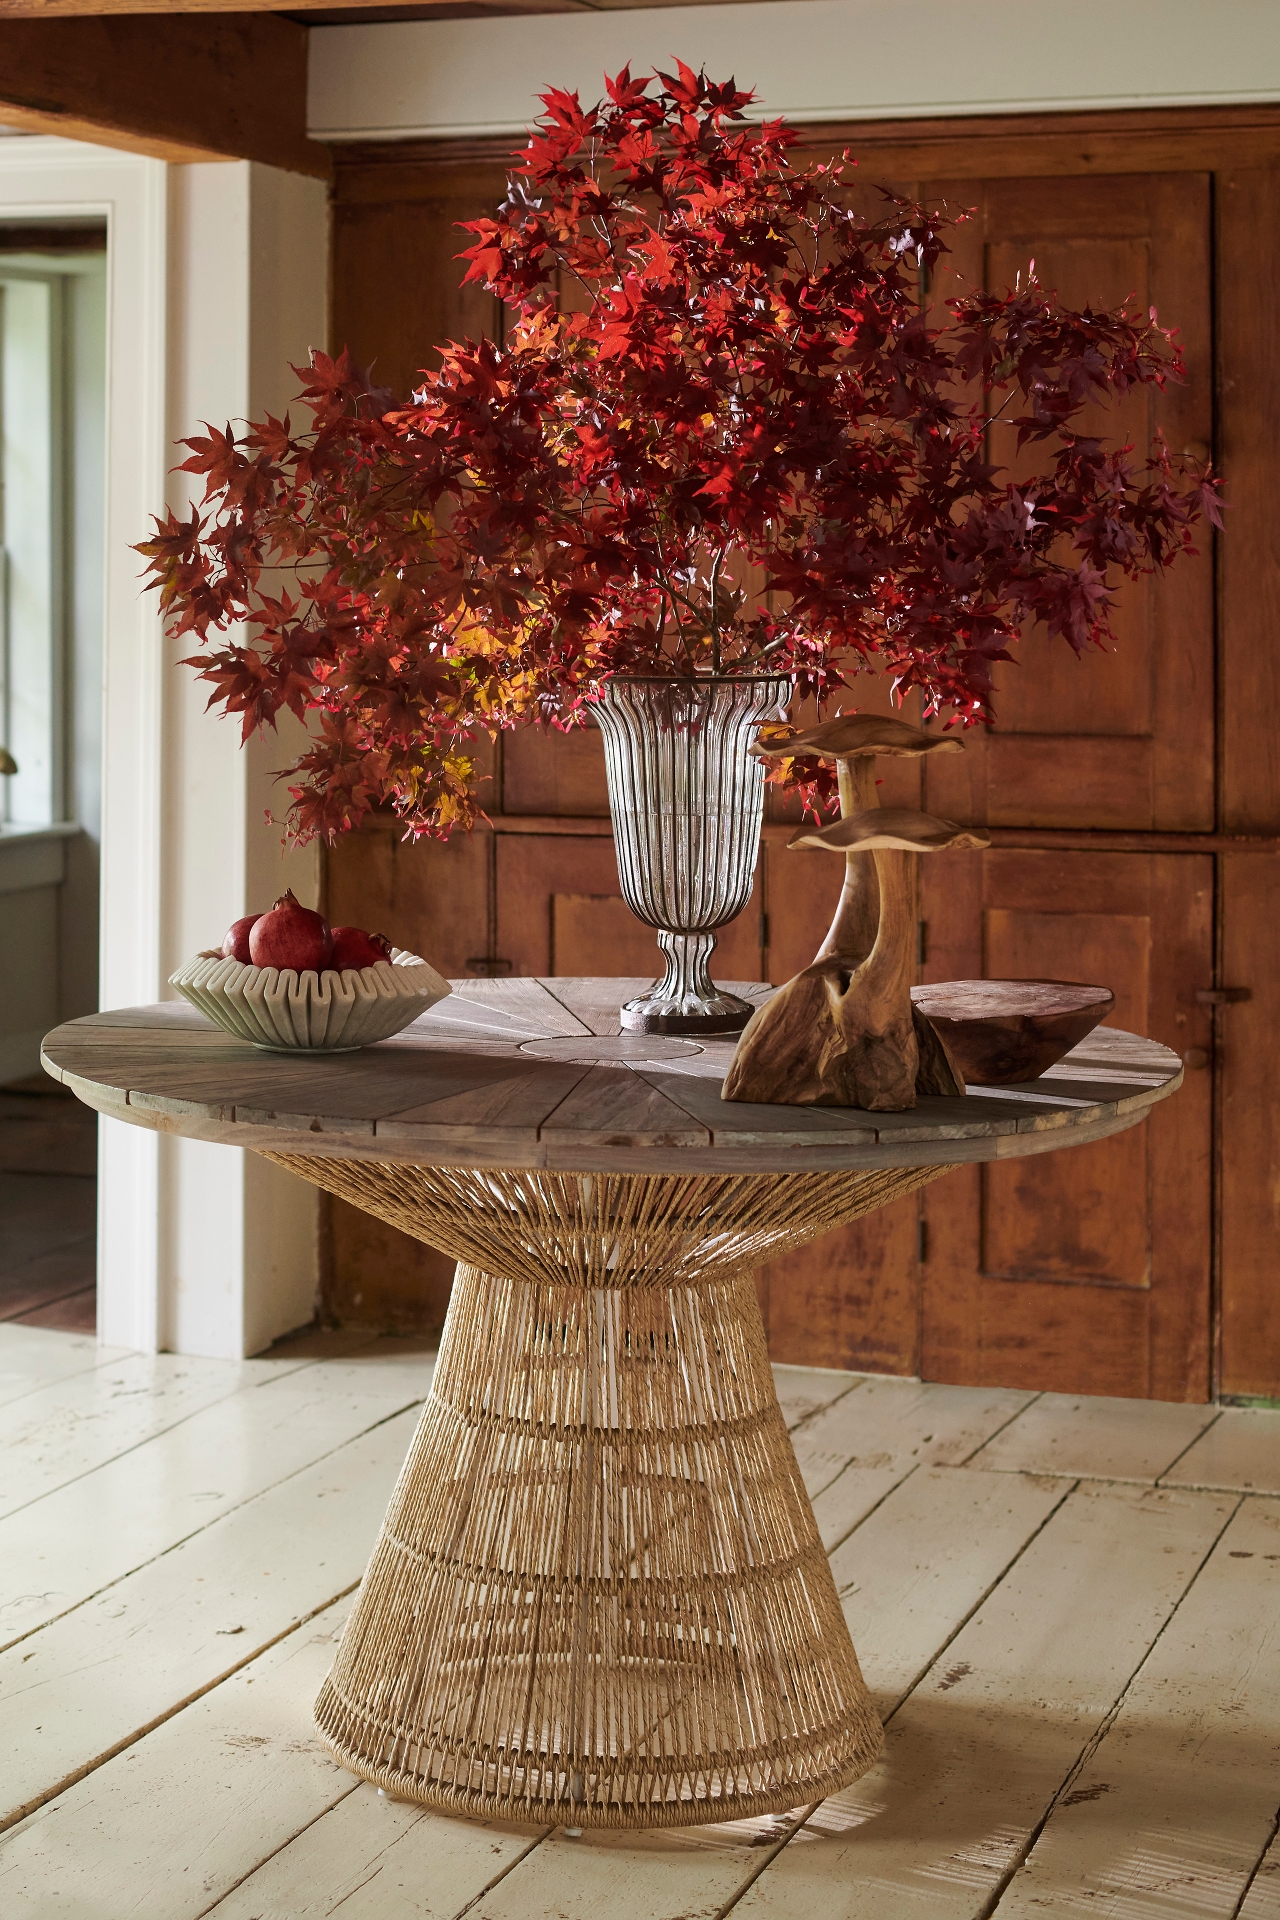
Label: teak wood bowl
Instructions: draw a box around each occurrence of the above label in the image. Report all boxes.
[910,980,1116,1086]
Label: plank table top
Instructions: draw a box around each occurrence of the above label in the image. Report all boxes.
[41,976,1183,1176]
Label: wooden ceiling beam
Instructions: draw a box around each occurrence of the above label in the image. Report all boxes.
[0,16,330,175]
[0,0,586,10]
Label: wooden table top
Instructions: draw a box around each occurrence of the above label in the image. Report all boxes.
[41,976,1183,1176]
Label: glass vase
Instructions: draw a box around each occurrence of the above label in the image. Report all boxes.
[593,674,792,1035]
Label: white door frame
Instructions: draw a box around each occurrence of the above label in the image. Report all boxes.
[0,139,327,1356]
[0,139,168,1351]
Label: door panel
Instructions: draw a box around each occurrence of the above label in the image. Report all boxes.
[922,173,1214,832]
[496,834,764,983]
[502,727,610,817]
[551,894,663,979]
[919,848,1214,1399]
[332,159,507,392]
[1219,855,1280,1398]
[758,1200,923,1378]
[326,818,491,980]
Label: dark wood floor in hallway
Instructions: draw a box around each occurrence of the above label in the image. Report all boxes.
[0,1078,96,1333]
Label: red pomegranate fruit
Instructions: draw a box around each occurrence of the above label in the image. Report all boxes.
[248,891,333,973]
[221,914,262,965]
[329,927,393,971]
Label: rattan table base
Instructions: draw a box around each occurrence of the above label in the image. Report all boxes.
[267,1156,953,1827]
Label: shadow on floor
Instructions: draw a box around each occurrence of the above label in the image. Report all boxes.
[0,1074,97,1331]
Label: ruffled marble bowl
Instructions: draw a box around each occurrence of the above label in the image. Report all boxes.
[169,948,451,1052]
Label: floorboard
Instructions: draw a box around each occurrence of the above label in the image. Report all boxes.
[0,1082,97,1332]
[1160,1406,1280,1494]
[0,1348,317,1521]
[0,1325,120,1409]
[1240,1822,1280,1919]
[791,1377,1038,1499]
[968,1392,1220,1483]
[207,1787,546,1919]
[771,1362,862,1431]
[7,1287,96,1332]
[830,1467,1071,1716]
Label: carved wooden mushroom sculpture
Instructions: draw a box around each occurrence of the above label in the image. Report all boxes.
[723,716,990,1111]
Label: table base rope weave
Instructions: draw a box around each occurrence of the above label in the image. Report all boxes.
[266,1155,955,1827]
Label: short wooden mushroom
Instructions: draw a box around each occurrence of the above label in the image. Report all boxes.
[726,715,988,1113]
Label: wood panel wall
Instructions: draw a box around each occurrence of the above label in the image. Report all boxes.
[323,105,1280,1401]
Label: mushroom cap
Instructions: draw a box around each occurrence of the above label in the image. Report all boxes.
[752,713,965,762]
[790,807,992,854]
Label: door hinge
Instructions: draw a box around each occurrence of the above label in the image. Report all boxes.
[917,920,928,968]
[466,957,513,977]
[917,1217,929,1265]
[1195,987,1251,1006]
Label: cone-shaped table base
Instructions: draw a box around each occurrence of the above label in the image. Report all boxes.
[269,1159,948,1827]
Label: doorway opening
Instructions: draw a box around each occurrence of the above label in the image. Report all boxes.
[0,213,106,1333]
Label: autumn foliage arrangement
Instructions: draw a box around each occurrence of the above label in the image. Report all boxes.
[138,64,1220,843]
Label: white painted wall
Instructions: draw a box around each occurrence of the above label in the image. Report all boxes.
[160,161,329,1358]
[309,0,1280,143]
[0,140,329,1359]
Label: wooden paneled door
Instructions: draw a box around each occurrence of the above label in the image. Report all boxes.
[753,171,1218,1395]
[324,113,1280,1402]
[904,172,1216,1397]
[922,173,1214,835]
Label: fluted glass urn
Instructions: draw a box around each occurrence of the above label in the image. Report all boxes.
[594,674,792,1034]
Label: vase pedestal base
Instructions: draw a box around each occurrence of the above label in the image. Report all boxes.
[620,988,753,1036]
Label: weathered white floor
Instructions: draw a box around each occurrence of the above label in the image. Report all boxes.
[0,1321,1277,1920]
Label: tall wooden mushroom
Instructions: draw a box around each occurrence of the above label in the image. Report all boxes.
[723,715,991,1112]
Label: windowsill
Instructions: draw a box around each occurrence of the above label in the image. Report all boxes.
[0,820,83,845]
[0,821,82,896]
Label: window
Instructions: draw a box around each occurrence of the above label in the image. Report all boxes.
[0,223,106,833]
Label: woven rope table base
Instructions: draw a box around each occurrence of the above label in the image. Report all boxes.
[266,1156,954,1827]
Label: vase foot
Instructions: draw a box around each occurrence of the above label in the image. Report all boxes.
[620,988,754,1036]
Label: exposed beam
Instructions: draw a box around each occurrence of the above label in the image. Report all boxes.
[0,0,589,11]
[0,16,330,175]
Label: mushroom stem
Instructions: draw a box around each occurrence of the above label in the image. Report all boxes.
[815,758,880,963]
[860,846,917,1014]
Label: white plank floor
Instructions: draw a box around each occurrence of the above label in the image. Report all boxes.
[0,1323,1277,1920]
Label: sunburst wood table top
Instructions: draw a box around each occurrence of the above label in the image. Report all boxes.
[40,974,1181,1176]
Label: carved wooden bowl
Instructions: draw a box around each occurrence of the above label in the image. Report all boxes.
[910,980,1116,1086]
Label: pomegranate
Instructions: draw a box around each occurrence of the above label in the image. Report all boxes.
[248,891,333,973]
[330,926,393,971]
[221,914,262,965]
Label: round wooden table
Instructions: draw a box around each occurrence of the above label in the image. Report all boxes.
[42,977,1181,1830]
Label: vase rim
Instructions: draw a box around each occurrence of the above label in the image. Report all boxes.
[595,672,793,689]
